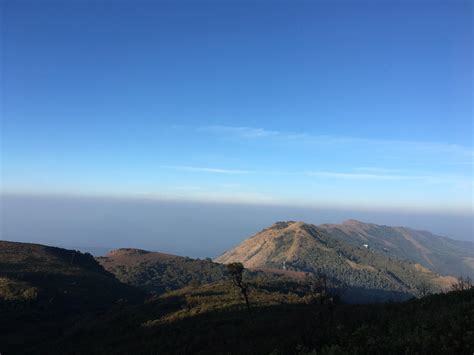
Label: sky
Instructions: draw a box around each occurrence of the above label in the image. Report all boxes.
[1,0,473,249]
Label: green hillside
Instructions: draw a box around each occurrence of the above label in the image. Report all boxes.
[97,248,228,293]
[317,220,474,277]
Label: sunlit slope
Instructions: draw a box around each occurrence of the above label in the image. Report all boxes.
[216,221,456,296]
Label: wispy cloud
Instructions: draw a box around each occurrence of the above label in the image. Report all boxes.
[307,171,408,180]
[339,137,474,159]
[199,125,280,139]
[306,170,472,185]
[161,165,251,174]
[197,125,473,158]
[355,167,406,174]
[160,165,470,186]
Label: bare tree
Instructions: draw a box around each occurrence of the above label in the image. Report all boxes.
[451,276,473,292]
[226,262,250,312]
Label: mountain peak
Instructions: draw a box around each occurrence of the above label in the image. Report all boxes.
[268,221,300,229]
[216,221,326,268]
[215,220,473,296]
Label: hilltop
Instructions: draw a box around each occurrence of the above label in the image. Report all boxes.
[216,221,457,300]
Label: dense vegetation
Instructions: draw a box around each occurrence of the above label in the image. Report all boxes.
[11,281,473,355]
[0,241,143,352]
[97,249,227,293]
[317,220,474,278]
[0,241,142,307]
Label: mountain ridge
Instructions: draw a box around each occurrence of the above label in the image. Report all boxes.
[215,220,461,297]
[317,219,474,277]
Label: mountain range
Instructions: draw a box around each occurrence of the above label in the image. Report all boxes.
[215,221,466,300]
[94,219,473,302]
[217,220,473,278]
[318,219,474,277]
[1,219,473,354]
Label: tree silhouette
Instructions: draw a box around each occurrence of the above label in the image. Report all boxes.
[226,262,250,312]
[451,276,473,291]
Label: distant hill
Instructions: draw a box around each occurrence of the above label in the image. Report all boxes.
[97,248,227,293]
[215,221,457,299]
[318,219,474,277]
[97,249,314,299]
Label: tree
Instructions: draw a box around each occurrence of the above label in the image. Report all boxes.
[451,276,473,291]
[226,262,250,312]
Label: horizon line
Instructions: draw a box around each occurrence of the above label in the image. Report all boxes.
[1,190,472,217]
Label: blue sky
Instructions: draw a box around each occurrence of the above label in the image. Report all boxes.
[2,0,473,214]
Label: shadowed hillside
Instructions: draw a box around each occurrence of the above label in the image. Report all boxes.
[34,283,474,355]
[97,248,227,293]
[0,241,142,306]
[0,241,143,353]
[96,248,314,298]
[318,219,474,277]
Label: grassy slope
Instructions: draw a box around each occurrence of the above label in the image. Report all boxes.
[40,282,474,355]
